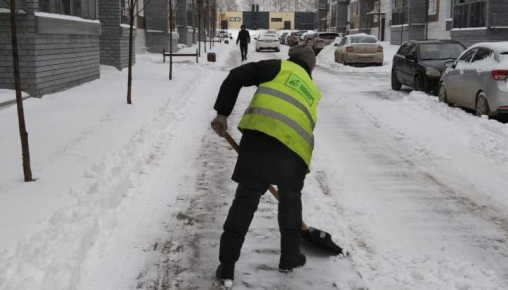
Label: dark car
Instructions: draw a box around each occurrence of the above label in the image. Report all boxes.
[307,32,340,55]
[391,40,466,94]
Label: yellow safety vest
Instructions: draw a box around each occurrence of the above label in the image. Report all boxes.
[238,60,322,169]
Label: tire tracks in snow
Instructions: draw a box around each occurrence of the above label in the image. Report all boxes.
[312,70,508,289]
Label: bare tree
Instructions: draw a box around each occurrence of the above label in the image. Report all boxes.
[126,0,152,104]
[298,0,314,12]
[241,0,256,11]
[6,0,33,182]
[224,0,238,11]
[168,0,177,79]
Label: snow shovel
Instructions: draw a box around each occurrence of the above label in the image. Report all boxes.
[223,132,345,256]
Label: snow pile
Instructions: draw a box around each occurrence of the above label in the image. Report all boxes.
[0,48,214,290]
[403,91,508,163]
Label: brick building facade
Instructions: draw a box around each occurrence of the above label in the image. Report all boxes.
[0,0,136,97]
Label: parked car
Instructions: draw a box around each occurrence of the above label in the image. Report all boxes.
[306,32,340,55]
[288,31,306,47]
[391,39,465,94]
[299,32,314,45]
[439,42,508,117]
[279,32,288,44]
[255,33,280,52]
[218,30,227,38]
[334,34,383,66]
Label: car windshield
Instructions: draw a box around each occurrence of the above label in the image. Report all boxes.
[419,43,465,60]
[350,36,377,44]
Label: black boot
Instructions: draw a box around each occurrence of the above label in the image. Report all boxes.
[216,262,235,286]
[279,252,306,272]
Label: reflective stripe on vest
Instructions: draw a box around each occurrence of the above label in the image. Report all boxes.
[255,87,316,130]
[244,107,314,149]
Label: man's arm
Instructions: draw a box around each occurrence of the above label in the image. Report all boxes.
[213,60,281,116]
[236,31,240,45]
[247,31,250,44]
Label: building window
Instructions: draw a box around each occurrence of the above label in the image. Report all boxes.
[271,18,283,22]
[229,17,241,22]
[391,0,408,25]
[39,0,96,20]
[453,0,486,28]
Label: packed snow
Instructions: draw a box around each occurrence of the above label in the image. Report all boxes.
[1,32,508,290]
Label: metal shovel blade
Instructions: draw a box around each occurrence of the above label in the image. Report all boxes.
[302,227,344,255]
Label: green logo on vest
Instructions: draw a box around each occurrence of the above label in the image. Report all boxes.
[285,73,314,106]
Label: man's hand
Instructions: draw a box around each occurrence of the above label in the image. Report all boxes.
[211,115,228,137]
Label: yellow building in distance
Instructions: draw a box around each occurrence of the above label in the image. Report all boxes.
[217,11,297,30]
[268,12,294,30]
[217,11,243,30]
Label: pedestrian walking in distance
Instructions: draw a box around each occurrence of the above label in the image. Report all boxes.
[211,45,322,288]
[236,25,250,61]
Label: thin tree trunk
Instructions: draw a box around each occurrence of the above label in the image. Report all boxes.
[10,0,33,182]
[127,0,135,104]
[169,0,173,80]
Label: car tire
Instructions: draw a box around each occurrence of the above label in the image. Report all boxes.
[276,48,280,52]
[256,48,259,52]
[342,56,347,66]
[391,70,402,91]
[414,75,424,91]
[476,92,490,118]
[438,83,450,105]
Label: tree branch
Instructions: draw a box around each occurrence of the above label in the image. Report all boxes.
[134,0,153,17]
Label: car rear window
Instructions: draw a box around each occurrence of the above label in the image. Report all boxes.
[318,33,339,40]
[419,43,465,60]
[350,36,377,44]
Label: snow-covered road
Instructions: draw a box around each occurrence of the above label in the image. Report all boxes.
[1,37,508,290]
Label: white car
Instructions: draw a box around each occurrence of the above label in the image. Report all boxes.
[255,33,280,52]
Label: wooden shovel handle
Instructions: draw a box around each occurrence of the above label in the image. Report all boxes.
[223,132,309,231]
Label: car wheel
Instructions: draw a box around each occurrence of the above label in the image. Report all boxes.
[438,83,449,105]
[414,75,423,91]
[276,48,280,52]
[391,70,401,91]
[256,48,259,52]
[476,92,490,117]
[342,56,347,66]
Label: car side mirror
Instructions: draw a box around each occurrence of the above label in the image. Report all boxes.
[444,59,455,68]
[405,54,417,63]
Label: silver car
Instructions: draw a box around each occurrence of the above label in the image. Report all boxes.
[439,42,508,117]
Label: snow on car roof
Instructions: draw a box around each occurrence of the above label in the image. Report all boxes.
[470,41,508,55]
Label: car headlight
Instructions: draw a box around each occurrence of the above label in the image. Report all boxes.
[425,67,441,77]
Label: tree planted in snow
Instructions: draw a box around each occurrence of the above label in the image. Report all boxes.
[126,0,152,104]
[168,0,178,80]
[5,0,33,182]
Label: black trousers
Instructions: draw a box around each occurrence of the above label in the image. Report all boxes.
[219,130,307,263]
[240,43,248,60]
